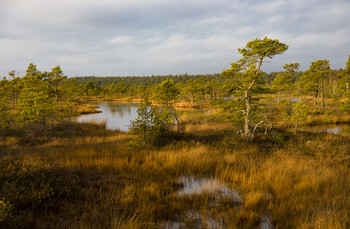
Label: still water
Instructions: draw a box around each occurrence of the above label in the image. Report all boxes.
[76,102,139,132]
[76,101,350,135]
[302,124,350,135]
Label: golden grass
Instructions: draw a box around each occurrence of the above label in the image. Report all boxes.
[174,101,206,108]
[183,122,229,133]
[1,121,350,228]
[307,113,350,124]
[76,103,101,114]
[42,132,133,147]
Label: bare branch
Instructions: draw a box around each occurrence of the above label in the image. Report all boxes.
[252,120,273,135]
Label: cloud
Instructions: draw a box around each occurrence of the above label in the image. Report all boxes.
[1,0,349,76]
[110,36,136,45]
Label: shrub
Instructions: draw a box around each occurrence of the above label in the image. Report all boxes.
[0,199,13,224]
[129,100,174,147]
[0,159,81,228]
[339,99,350,113]
[290,102,308,132]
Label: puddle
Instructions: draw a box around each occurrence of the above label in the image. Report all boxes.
[177,176,242,203]
[157,176,242,228]
[161,176,272,228]
[158,221,186,229]
[185,211,223,228]
[298,124,350,135]
[275,98,302,102]
[158,211,223,229]
[326,127,342,134]
[260,213,273,229]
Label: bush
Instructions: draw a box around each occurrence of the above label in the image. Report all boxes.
[290,102,308,132]
[129,101,175,147]
[0,199,13,225]
[16,90,59,133]
[0,160,81,228]
[339,99,350,113]
[0,105,11,130]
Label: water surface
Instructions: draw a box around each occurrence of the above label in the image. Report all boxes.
[76,101,139,132]
[76,102,350,136]
[177,176,241,202]
[301,124,350,135]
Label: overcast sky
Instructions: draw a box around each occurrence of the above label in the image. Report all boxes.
[1,0,350,77]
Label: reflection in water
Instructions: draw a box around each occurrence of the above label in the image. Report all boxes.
[260,214,273,229]
[327,127,342,134]
[177,176,242,202]
[157,176,242,229]
[76,102,350,136]
[75,102,139,132]
[275,98,302,102]
[106,101,133,119]
[304,124,350,135]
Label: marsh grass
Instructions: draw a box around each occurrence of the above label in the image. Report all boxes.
[75,101,101,115]
[1,121,350,228]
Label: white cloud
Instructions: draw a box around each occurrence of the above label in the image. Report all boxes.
[250,0,285,12]
[0,0,349,76]
[110,36,136,45]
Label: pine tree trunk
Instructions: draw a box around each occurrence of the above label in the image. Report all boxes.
[316,82,320,105]
[288,72,292,109]
[242,57,263,142]
[244,89,252,141]
[321,80,324,107]
[172,109,181,133]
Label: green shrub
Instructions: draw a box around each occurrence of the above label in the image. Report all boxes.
[129,101,176,147]
[339,99,350,113]
[0,199,13,224]
[0,160,81,228]
[290,102,309,132]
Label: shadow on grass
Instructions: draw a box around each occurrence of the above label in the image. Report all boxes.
[0,159,84,228]
[0,121,124,146]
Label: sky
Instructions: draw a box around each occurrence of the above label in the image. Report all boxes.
[1,0,350,77]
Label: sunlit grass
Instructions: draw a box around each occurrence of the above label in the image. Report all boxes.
[76,103,101,115]
[1,121,350,228]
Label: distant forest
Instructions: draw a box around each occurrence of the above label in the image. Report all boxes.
[73,73,224,87]
[73,72,302,87]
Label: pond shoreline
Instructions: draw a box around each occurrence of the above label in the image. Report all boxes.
[75,101,140,132]
[76,97,213,109]
[76,100,350,133]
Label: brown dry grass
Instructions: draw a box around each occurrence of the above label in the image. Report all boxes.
[1,121,350,228]
[76,103,101,114]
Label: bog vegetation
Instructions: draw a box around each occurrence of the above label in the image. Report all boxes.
[1,38,350,228]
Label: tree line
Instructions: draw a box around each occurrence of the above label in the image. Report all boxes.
[2,60,347,105]
[72,58,349,101]
[1,38,350,142]
[74,74,223,87]
[0,63,78,139]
